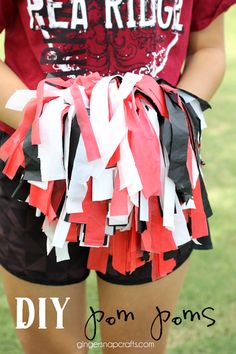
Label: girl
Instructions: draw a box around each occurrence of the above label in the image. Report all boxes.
[0,1,235,353]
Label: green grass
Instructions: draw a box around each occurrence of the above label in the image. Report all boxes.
[1,7,236,354]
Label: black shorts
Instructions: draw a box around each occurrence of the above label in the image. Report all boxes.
[0,182,193,286]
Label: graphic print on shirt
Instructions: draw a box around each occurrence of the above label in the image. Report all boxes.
[27,0,184,77]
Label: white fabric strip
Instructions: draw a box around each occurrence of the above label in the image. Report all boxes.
[28,180,48,190]
[192,238,202,245]
[190,99,207,130]
[89,74,143,179]
[35,208,41,217]
[89,77,127,178]
[66,183,87,214]
[66,136,90,214]
[92,167,116,201]
[105,224,115,236]
[78,224,85,242]
[178,91,207,130]
[190,146,199,189]
[182,198,196,210]
[42,217,56,255]
[119,209,134,232]
[118,72,143,99]
[172,195,192,246]
[52,200,70,248]
[130,192,139,208]
[162,148,176,230]
[107,198,134,226]
[178,91,194,104]
[5,90,36,111]
[139,192,149,222]
[108,215,129,226]
[163,176,176,230]
[55,243,70,262]
[38,97,67,181]
[118,133,143,197]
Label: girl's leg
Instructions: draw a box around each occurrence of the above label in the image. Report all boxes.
[0,266,89,354]
[96,258,190,354]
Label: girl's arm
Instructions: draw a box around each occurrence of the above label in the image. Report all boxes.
[0,14,226,130]
[178,14,226,101]
[0,59,27,129]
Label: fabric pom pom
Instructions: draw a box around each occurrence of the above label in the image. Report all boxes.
[0,73,212,281]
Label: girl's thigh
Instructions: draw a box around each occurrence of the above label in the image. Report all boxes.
[96,257,191,354]
[0,266,89,354]
[0,188,91,354]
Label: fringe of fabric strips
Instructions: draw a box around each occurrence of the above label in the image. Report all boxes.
[0,72,213,281]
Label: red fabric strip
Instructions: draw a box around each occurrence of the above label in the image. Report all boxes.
[29,181,56,222]
[75,72,101,99]
[70,84,101,161]
[110,231,129,275]
[147,196,177,253]
[31,80,46,144]
[0,99,37,162]
[151,253,176,281]
[66,223,78,242]
[2,143,25,179]
[126,218,145,273]
[83,201,107,246]
[51,180,66,215]
[87,246,110,274]
[110,172,129,217]
[129,96,161,198]
[135,75,169,118]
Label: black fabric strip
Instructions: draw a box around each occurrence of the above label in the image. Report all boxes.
[68,115,81,181]
[153,78,210,112]
[199,171,213,218]
[185,102,201,140]
[23,127,42,181]
[177,88,211,112]
[184,102,202,164]
[192,216,213,250]
[141,251,150,261]
[160,116,172,158]
[157,196,163,217]
[164,94,192,203]
[10,173,30,201]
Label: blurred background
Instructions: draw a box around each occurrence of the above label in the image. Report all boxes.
[0,6,236,354]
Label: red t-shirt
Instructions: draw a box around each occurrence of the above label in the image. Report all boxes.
[0,0,235,133]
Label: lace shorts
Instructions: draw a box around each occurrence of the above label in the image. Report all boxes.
[0,183,193,286]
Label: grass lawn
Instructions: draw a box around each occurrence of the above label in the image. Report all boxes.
[1,7,236,353]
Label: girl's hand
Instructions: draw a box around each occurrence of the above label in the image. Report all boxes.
[0,59,27,129]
